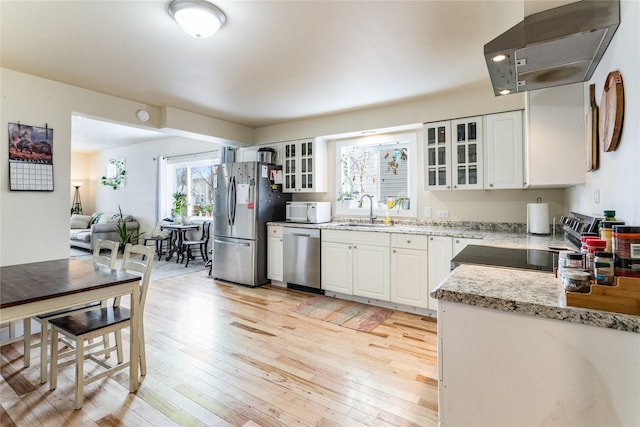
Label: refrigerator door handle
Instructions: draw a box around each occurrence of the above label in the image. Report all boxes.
[214,238,250,247]
[226,176,233,226]
[230,176,237,226]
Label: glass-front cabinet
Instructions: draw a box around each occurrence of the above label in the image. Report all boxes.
[424,117,483,191]
[424,121,451,190]
[283,138,327,193]
[451,116,483,190]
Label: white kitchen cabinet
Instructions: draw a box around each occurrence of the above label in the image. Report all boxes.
[484,111,524,189]
[282,138,327,193]
[525,83,585,187]
[321,230,390,298]
[267,225,284,283]
[390,234,429,309]
[239,143,283,166]
[451,117,483,190]
[424,121,452,191]
[427,236,454,310]
[425,117,484,191]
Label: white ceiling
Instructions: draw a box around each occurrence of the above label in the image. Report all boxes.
[1,0,575,152]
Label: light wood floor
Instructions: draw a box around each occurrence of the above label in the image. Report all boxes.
[1,270,438,426]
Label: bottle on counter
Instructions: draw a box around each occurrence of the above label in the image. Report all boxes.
[586,239,607,273]
[580,235,600,269]
[593,251,614,286]
[603,210,617,221]
[612,225,640,278]
[599,220,625,252]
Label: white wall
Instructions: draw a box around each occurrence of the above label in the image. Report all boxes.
[567,0,640,225]
[93,137,219,236]
[0,69,241,266]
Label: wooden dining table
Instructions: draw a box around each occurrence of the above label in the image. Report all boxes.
[0,258,142,392]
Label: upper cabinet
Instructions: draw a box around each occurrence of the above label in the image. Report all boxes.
[282,138,327,193]
[484,111,524,189]
[525,83,585,188]
[424,121,452,190]
[239,143,283,166]
[452,117,484,190]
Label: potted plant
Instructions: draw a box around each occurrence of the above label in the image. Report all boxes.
[116,205,143,247]
[172,192,188,223]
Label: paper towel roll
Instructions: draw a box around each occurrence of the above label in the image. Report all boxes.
[527,203,550,234]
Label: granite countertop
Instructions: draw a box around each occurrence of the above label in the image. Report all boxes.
[268,220,575,251]
[431,264,640,334]
[269,220,639,333]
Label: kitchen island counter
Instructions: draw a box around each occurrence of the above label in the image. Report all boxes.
[433,267,639,426]
[432,263,640,333]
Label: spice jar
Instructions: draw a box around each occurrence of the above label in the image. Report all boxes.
[593,252,614,286]
[603,210,616,221]
[599,221,625,252]
[586,239,606,272]
[562,270,592,293]
[612,225,640,277]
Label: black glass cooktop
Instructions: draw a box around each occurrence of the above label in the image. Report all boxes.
[451,245,557,272]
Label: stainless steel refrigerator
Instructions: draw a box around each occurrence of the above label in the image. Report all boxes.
[212,161,290,286]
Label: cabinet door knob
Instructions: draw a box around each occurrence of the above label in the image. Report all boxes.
[490,183,494,187]
[430,237,434,240]
[407,240,411,244]
[353,246,357,249]
[393,249,397,253]
[348,246,352,249]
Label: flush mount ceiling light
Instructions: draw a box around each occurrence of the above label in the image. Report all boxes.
[168,0,226,38]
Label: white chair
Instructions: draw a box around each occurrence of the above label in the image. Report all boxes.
[49,244,154,409]
[22,239,120,383]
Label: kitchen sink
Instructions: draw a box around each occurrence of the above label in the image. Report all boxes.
[335,223,390,228]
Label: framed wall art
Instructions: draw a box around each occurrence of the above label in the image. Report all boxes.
[8,122,54,191]
[585,84,599,172]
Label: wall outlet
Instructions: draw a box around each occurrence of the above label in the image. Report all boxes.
[437,210,449,218]
[593,188,600,204]
[424,207,432,217]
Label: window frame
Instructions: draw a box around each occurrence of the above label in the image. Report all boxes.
[164,156,217,220]
[334,132,417,218]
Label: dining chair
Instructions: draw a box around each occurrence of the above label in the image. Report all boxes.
[21,239,120,384]
[49,243,154,409]
[142,220,171,260]
[181,221,211,267]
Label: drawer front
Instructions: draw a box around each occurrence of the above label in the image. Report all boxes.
[268,225,284,238]
[322,229,390,246]
[391,234,429,250]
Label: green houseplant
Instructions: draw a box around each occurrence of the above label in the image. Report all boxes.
[116,205,143,246]
[172,192,188,217]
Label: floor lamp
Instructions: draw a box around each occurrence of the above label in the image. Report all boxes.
[71,181,83,215]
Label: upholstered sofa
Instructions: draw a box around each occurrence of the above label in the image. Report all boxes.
[70,212,139,251]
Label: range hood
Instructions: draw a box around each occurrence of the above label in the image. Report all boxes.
[485,0,619,96]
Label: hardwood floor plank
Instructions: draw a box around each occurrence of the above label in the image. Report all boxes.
[1,271,438,426]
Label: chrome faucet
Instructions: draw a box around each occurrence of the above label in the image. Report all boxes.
[359,194,377,223]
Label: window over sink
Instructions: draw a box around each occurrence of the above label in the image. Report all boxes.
[335,132,417,218]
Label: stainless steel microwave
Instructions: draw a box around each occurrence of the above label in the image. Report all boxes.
[285,202,331,223]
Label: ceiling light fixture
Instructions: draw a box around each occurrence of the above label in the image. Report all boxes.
[492,54,507,62]
[168,0,226,38]
[499,89,511,95]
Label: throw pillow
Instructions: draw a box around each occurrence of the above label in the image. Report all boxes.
[70,214,92,229]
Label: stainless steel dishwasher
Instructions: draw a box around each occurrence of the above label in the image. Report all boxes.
[283,227,322,293]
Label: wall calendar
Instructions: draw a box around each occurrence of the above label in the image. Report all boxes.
[8,122,54,191]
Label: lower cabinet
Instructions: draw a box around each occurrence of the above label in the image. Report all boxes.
[391,234,429,309]
[321,241,353,294]
[427,236,454,310]
[267,225,284,282]
[428,236,480,309]
[320,229,480,314]
[321,230,390,299]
